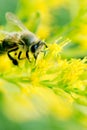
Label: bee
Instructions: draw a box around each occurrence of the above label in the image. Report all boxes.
[0,12,47,65]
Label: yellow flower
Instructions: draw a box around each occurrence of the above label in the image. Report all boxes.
[62,59,86,84]
[49,43,62,55]
[0,55,12,72]
[76,24,87,49]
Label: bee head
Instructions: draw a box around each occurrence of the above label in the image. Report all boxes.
[30,40,47,59]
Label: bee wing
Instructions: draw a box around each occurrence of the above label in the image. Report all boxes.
[6,12,31,32]
[0,31,8,42]
[0,31,10,35]
[0,31,10,38]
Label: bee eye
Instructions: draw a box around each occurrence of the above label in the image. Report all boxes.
[31,44,38,53]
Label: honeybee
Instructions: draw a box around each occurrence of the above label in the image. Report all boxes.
[0,12,47,65]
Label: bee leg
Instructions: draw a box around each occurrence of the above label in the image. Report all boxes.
[33,54,38,60]
[12,59,18,65]
[26,50,31,62]
[7,47,19,65]
[18,51,25,60]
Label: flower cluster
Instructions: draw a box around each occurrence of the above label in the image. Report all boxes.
[0,38,87,129]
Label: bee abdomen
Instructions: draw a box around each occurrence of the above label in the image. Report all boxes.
[1,39,17,52]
